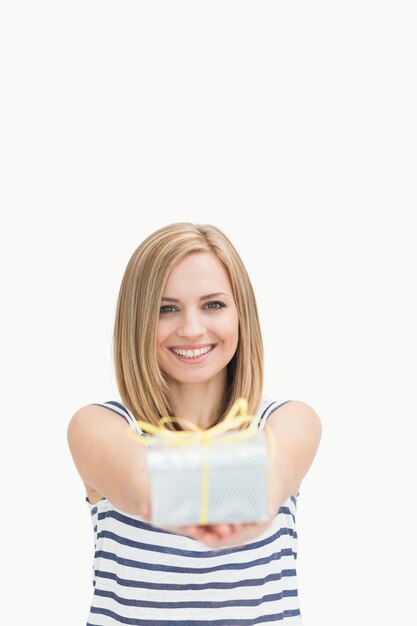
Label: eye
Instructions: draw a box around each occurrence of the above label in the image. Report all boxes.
[205,301,225,310]
[159,305,176,314]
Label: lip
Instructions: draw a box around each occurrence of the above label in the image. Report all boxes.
[168,344,216,364]
[169,343,216,349]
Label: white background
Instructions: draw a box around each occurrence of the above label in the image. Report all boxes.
[1,2,416,625]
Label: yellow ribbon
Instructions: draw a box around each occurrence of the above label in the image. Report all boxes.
[127,397,276,525]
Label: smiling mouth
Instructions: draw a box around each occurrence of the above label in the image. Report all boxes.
[169,344,216,360]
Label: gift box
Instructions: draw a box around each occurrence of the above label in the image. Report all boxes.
[128,398,275,527]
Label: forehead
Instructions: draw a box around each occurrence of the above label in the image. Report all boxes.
[164,253,232,293]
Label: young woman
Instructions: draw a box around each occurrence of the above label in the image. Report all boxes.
[67,222,322,625]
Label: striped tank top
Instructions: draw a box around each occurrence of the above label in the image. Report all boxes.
[85,397,302,625]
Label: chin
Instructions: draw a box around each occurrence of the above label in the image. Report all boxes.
[166,372,217,385]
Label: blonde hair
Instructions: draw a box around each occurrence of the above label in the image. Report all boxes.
[113,222,264,431]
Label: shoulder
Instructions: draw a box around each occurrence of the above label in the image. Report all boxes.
[268,398,321,421]
[67,401,127,447]
[268,399,321,434]
[266,399,322,455]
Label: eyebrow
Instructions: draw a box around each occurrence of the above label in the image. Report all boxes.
[161,292,230,303]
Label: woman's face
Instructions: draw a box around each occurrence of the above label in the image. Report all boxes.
[156,252,239,385]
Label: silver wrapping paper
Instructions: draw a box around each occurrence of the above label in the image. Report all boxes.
[146,430,269,527]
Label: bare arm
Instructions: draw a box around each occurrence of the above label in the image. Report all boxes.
[67,404,150,516]
[266,400,322,514]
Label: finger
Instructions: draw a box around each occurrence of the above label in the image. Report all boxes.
[228,523,244,532]
[201,533,222,548]
[212,524,233,538]
[180,526,205,538]
[142,501,152,522]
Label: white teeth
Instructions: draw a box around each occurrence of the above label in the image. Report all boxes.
[172,346,213,358]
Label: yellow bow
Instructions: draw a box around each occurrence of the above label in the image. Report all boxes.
[130,398,257,447]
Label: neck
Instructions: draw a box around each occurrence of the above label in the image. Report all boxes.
[166,371,227,429]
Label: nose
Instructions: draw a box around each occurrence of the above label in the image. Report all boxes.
[177,308,206,338]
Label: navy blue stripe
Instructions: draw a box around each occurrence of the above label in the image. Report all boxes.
[106,400,135,416]
[93,586,298,610]
[278,505,296,523]
[258,401,278,424]
[95,546,297,575]
[97,511,296,554]
[278,506,293,516]
[98,509,187,533]
[95,567,297,591]
[88,606,301,625]
[96,526,297,559]
[90,402,130,423]
[259,400,293,427]
[277,496,295,524]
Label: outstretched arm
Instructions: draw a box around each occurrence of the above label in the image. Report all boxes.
[265,400,322,514]
[67,404,151,516]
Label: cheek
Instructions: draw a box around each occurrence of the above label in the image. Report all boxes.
[156,321,170,346]
[219,314,239,341]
